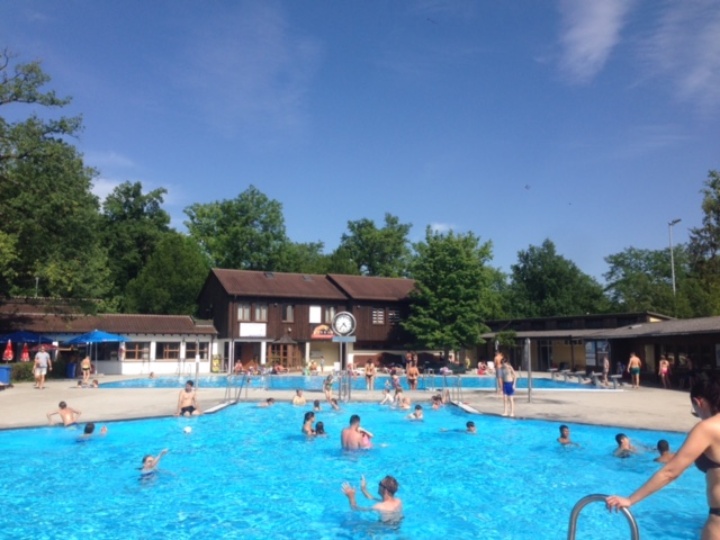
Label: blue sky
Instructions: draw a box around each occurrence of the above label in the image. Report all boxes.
[2,1,719,281]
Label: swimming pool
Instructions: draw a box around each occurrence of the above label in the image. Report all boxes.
[102,374,585,391]
[0,403,702,539]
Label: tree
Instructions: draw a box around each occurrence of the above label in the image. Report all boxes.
[402,227,497,355]
[603,246,695,317]
[184,186,289,270]
[507,239,609,317]
[688,170,720,315]
[0,51,110,303]
[337,213,412,277]
[125,233,210,315]
[101,181,171,306]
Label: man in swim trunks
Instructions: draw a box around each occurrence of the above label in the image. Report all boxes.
[293,388,307,406]
[33,345,52,389]
[47,401,81,426]
[341,414,372,450]
[627,353,642,389]
[365,359,376,390]
[175,380,202,416]
[614,433,637,458]
[342,474,403,523]
[654,439,675,463]
[557,425,579,446]
[658,355,671,389]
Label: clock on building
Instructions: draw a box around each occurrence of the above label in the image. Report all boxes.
[332,311,357,336]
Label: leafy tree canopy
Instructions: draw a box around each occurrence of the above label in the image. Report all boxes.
[403,227,496,353]
[184,185,289,270]
[125,233,210,315]
[507,239,609,318]
[338,213,412,277]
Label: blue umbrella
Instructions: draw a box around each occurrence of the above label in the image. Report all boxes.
[64,330,130,374]
[0,331,53,344]
[64,330,130,345]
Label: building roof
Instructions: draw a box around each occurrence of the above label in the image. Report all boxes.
[0,299,218,335]
[211,269,348,300]
[482,329,607,340]
[589,316,720,339]
[327,274,416,302]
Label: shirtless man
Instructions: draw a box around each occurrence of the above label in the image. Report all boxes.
[406,361,419,391]
[341,414,373,450]
[365,360,376,390]
[614,433,637,458]
[341,475,403,523]
[627,353,642,389]
[407,405,424,421]
[557,425,579,446]
[47,401,81,426]
[494,352,504,395]
[654,439,675,463]
[175,380,202,416]
[293,389,307,406]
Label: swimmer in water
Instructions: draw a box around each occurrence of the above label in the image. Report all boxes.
[140,449,168,480]
[342,474,403,523]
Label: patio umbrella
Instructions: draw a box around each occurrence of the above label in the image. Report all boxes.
[21,343,30,362]
[0,331,53,344]
[2,339,12,362]
[64,329,130,372]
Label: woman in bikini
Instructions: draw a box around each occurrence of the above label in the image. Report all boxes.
[365,360,376,391]
[607,376,720,539]
[659,355,671,389]
[80,356,92,386]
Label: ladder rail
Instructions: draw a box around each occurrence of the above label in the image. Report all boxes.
[567,494,639,540]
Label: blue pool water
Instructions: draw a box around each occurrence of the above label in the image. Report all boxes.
[102,374,584,391]
[0,403,703,539]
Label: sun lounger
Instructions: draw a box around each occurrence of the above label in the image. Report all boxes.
[609,374,624,389]
[570,371,588,383]
[590,372,606,387]
[549,368,559,380]
[560,369,571,382]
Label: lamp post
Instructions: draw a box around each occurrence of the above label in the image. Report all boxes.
[668,218,682,299]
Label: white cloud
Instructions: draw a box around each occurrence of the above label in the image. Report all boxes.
[430,222,454,234]
[83,150,135,170]
[641,0,720,109]
[91,177,122,202]
[557,0,634,83]
[178,2,322,138]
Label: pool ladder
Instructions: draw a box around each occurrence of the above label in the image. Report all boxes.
[567,494,640,540]
[338,370,352,402]
[224,374,250,403]
[442,374,463,403]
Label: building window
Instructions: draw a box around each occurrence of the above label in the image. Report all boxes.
[238,303,251,321]
[156,342,181,360]
[185,341,209,360]
[372,308,385,325]
[282,304,294,322]
[124,342,149,361]
[255,303,268,322]
[324,306,336,324]
[388,309,401,325]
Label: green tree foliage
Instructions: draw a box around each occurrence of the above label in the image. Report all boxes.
[403,227,497,353]
[507,239,609,317]
[101,181,171,307]
[184,185,289,270]
[688,170,720,315]
[0,52,109,303]
[125,233,210,315]
[338,213,412,277]
[603,246,695,317]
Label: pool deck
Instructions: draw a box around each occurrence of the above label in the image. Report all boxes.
[0,373,697,432]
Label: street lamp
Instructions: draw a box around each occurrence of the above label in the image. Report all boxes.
[668,218,682,298]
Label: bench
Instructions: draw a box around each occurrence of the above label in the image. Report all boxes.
[560,369,571,382]
[569,370,589,384]
[609,374,623,389]
[549,368,559,380]
[590,372,606,387]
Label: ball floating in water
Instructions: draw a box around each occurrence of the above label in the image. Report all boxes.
[183,426,192,434]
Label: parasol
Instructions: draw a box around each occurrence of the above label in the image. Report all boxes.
[21,343,30,362]
[2,339,12,362]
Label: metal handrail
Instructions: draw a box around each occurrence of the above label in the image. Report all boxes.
[567,494,639,540]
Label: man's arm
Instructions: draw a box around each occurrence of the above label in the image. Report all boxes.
[360,475,379,501]
[46,410,57,424]
[342,483,375,512]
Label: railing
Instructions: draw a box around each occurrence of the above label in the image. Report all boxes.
[421,368,435,391]
[223,373,250,403]
[441,374,463,403]
[567,494,639,540]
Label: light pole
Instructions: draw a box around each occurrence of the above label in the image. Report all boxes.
[668,218,682,299]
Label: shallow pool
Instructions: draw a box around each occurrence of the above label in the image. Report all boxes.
[0,403,702,539]
[102,374,585,391]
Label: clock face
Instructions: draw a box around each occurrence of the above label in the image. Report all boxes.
[332,312,356,336]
